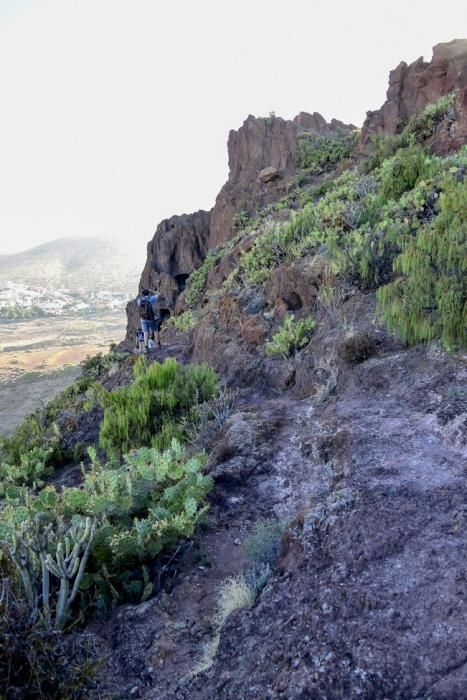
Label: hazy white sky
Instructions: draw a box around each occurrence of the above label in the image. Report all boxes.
[0,0,465,255]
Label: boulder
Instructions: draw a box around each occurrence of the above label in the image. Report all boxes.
[258,166,280,183]
[263,261,323,314]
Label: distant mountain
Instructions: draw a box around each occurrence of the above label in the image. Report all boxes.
[0,236,143,294]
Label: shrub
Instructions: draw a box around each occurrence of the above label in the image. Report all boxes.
[296,129,358,173]
[98,357,217,460]
[378,177,467,348]
[0,589,99,699]
[1,440,213,615]
[403,92,457,143]
[185,251,222,306]
[363,93,457,171]
[379,144,429,202]
[266,315,315,358]
[232,210,250,231]
[243,518,285,567]
[0,357,107,479]
[80,350,129,379]
[167,310,197,332]
[0,445,55,497]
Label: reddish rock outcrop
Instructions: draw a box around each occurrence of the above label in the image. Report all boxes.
[209,113,355,248]
[360,39,467,153]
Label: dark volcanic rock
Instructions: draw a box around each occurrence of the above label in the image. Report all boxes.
[360,39,467,153]
[184,350,467,700]
[125,210,210,341]
[141,210,211,281]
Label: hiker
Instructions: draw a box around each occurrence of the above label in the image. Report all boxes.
[137,288,161,352]
[135,327,145,353]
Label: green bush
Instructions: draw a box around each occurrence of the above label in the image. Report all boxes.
[0,368,102,483]
[403,92,457,143]
[80,350,129,379]
[379,144,429,202]
[239,204,325,285]
[0,445,55,497]
[232,210,250,231]
[363,93,457,172]
[185,251,222,306]
[1,440,212,615]
[378,177,466,348]
[266,315,315,357]
[98,357,217,460]
[167,310,197,332]
[296,129,358,173]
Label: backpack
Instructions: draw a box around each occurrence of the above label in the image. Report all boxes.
[139,297,155,321]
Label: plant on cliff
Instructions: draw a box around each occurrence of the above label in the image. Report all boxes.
[266,315,315,358]
[403,91,457,143]
[185,250,222,306]
[296,129,358,173]
[98,357,217,460]
[0,351,118,483]
[167,310,198,332]
[378,177,467,348]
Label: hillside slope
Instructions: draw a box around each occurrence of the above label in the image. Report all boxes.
[0,40,466,700]
[112,39,467,698]
[0,236,142,293]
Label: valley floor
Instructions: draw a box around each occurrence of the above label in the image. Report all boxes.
[0,314,127,433]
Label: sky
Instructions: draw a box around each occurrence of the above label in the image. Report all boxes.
[0,0,465,255]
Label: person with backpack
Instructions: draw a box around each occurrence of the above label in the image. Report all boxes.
[137,288,161,353]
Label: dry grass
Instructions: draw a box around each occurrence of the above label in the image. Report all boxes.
[314,354,339,402]
[192,576,255,676]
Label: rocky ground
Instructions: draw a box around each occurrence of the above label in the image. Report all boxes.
[90,335,466,700]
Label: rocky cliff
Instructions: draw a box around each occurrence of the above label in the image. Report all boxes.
[128,40,467,346]
[360,38,467,153]
[209,112,356,248]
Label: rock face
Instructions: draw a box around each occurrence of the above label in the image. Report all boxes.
[125,210,210,341]
[360,39,467,153]
[209,113,355,248]
[140,210,211,283]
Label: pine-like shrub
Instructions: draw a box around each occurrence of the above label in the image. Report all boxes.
[98,357,217,460]
[379,144,429,202]
[378,177,466,348]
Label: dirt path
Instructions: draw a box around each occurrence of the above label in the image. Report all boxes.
[94,390,331,698]
[93,346,467,699]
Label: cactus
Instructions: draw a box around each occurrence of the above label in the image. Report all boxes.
[4,515,95,629]
[45,517,96,629]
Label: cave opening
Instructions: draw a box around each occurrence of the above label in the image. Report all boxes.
[175,273,189,292]
[159,308,171,325]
